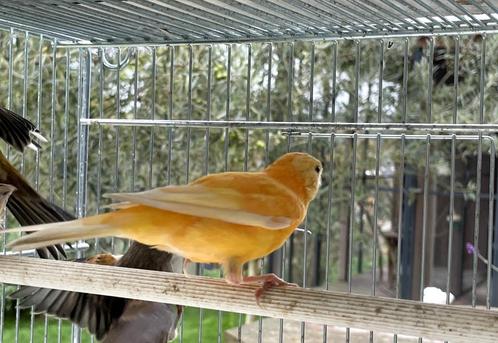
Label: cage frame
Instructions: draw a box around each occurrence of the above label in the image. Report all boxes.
[0,1,498,343]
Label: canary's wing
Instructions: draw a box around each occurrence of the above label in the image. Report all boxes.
[104,173,302,230]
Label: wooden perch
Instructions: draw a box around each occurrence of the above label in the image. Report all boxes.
[0,256,497,342]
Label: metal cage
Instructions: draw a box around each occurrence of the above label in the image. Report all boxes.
[1,1,498,342]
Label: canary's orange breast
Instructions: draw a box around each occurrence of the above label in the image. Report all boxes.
[104,205,299,266]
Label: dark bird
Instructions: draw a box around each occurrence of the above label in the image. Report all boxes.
[2,106,182,342]
[0,106,68,259]
[10,243,182,342]
[0,106,48,152]
[0,183,16,225]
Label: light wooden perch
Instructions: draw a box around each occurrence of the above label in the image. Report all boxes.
[0,256,496,342]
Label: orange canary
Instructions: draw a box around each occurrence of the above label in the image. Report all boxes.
[8,152,322,292]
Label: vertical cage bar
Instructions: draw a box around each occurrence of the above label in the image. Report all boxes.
[377,40,384,123]
[32,34,44,343]
[179,44,193,343]
[62,49,71,212]
[395,36,409,342]
[87,48,99,343]
[244,43,251,171]
[395,134,406,300]
[427,37,434,122]
[418,134,431,343]
[369,134,381,343]
[322,133,336,343]
[300,42,315,343]
[44,36,55,343]
[15,31,30,343]
[59,47,71,343]
[223,44,231,171]
[286,42,294,151]
[280,42,294,343]
[131,48,139,191]
[218,43,232,343]
[446,134,456,307]
[264,43,272,163]
[35,36,44,192]
[479,34,486,125]
[472,33,486,307]
[148,47,157,189]
[486,141,495,309]
[302,133,313,342]
[34,35,43,343]
[308,42,315,121]
[238,42,251,343]
[111,48,122,253]
[420,137,431,289]
[0,27,14,343]
[402,38,409,122]
[186,44,193,183]
[321,38,336,343]
[353,41,360,122]
[94,48,104,255]
[346,40,360,343]
[7,28,14,110]
[95,49,104,213]
[453,37,460,124]
[331,41,337,122]
[165,45,174,343]
[205,44,212,175]
[74,47,91,343]
[71,48,82,343]
[258,42,273,343]
[199,44,213,343]
[167,46,174,185]
[20,31,29,175]
[346,133,358,343]
[49,40,57,202]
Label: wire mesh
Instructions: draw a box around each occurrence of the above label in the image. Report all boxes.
[0,0,497,45]
[0,18,497,343]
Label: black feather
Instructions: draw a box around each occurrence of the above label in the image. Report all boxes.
[0,108,70,259]
[0,106,42,152]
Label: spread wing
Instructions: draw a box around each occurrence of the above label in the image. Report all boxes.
[104,174,301,230]
[9,253,123,340]
[0,106,47,152]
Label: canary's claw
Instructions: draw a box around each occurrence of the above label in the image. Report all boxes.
[242,273,297,306]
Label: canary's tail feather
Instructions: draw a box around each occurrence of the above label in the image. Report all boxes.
[6,220,117,252]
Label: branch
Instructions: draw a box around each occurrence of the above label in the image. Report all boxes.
[0,256,496,342]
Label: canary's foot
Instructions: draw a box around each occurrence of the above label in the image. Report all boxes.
[242,273,297,306]
[183,258,192,278]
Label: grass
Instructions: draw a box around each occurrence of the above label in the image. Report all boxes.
[173,307,243,342]
[2,315,93,343]
[3,307,243,342]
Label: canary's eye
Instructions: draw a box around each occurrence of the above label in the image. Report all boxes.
[315,166,321,174]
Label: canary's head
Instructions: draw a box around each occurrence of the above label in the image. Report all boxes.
[265,152,322,204]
